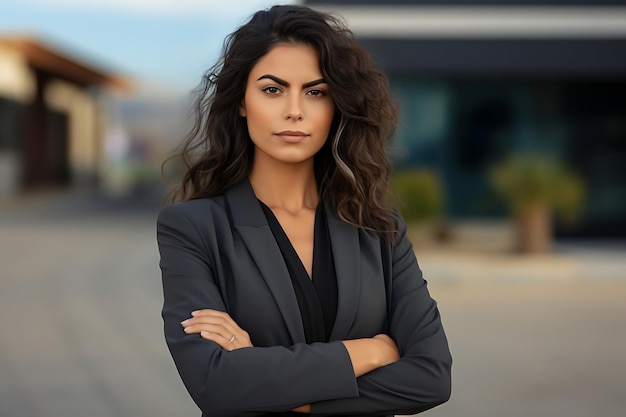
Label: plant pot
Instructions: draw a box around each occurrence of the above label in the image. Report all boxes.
[515,204,552,253]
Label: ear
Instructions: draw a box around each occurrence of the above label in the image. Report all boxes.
[239,102,246,117]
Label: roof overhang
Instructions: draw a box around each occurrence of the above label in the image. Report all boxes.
[310,5,626,76]
[0,37,130,90]
[360,38,626,76]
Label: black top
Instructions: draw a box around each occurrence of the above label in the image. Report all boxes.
[259,200,338,343]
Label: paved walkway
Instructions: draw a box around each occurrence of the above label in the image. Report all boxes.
[0,191,624,417]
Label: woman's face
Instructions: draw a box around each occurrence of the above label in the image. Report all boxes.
[241,43,335,167]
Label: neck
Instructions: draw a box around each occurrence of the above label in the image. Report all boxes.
[249,158,319,213]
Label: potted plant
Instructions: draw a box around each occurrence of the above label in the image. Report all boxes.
[392,169,449,243]
[489,153,585,253]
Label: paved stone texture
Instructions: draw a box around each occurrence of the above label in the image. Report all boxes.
[1,192,625,417]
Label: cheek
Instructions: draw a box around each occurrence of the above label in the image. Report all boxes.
[243,98,272,133]
[317,104,335,134]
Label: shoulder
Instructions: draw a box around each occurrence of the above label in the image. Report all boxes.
[368,209,410,262]
[156,196,235,260]
[160,195,227,214]
[157,195,229,230]
[391,208,408,234]
[158,180,260,232]
[370,208,407,246]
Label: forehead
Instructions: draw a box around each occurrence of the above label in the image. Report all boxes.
[249,43,323,80]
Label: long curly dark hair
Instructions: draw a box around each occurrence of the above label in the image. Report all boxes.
[167,5,399,236]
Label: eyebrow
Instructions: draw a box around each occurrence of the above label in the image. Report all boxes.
[257,74,327,89]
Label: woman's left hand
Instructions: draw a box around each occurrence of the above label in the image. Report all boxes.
[181,309,253,351]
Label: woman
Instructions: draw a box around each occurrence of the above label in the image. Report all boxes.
[157,5,452,416]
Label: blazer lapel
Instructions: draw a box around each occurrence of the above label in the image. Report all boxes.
[325,202,361,341]
[226,180,306,343]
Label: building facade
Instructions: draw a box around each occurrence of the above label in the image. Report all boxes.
[0,37,125,196]
[306,0,626,237]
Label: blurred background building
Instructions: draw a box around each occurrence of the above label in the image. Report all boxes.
[307,0,626,239]
[0,37,127,196]
[2,0,625,243]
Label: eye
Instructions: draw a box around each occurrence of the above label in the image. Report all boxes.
[306,89,328,97]
[262,86,281,95]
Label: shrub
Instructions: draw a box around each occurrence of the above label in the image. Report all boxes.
[392,169,444,223]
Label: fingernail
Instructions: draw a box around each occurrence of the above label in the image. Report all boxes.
[181,319,189,326]
[191,311,199,316]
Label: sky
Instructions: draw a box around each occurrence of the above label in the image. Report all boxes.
[0,0,296,93]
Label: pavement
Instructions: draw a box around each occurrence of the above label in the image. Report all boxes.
[0,189,625,417]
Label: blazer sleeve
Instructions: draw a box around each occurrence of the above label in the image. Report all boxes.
[157,204,359,417]
[311,213,452,416]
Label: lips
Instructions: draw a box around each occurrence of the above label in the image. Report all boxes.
[275,131,309,143]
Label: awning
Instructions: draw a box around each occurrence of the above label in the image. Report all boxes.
[0,37,130,90]
[360,38,626,76]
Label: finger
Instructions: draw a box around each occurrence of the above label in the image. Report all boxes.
[191,309,240,329]
[180,309,225,324]
[191,309,230,319]
[191,324,251,350]
[182,317,239,341]
[200,331,238,351]
[183,313,242,339]
[182,313,233,328]
[183,322,249,349]
[183,310,252,348]
[183,323,229,336]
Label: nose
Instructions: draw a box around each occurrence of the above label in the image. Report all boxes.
[286,94,303,121]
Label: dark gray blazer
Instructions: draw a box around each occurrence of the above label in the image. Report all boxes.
[157,180,451,417]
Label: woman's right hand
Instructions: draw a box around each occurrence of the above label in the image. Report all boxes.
[341,334,400,377]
